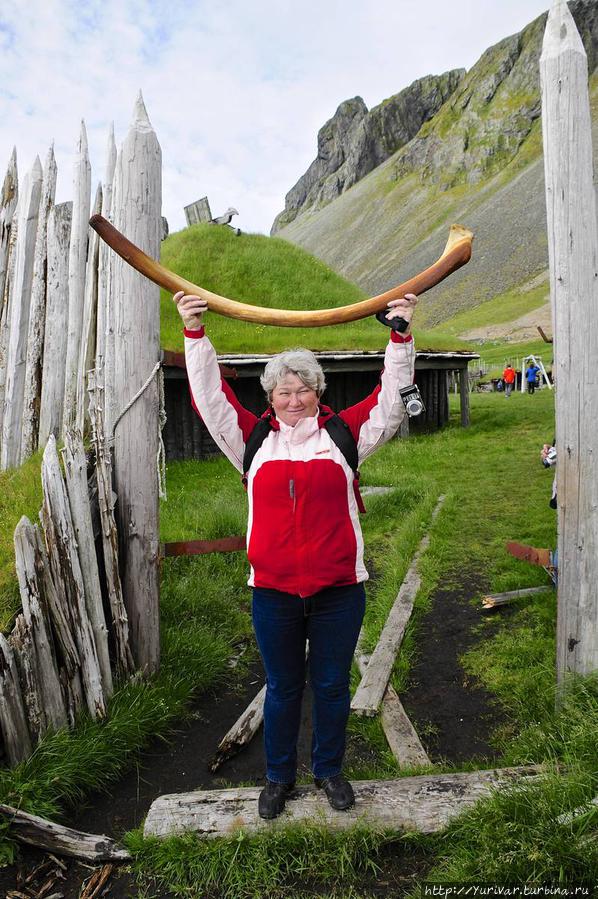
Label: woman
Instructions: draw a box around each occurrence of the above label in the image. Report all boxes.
[174,289,417,819]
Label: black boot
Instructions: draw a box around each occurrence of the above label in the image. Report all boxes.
[258,780,295,819]
[314,774,355,810]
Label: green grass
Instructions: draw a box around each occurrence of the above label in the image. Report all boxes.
[159,224,472,355]
[436,281,548,338]
[4,386,597,895]
[0,449,44,631]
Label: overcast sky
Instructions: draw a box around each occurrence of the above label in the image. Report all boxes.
[1,0,550,236]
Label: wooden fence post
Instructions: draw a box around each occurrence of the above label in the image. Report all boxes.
[541,0,598,680]
[41,435,106,718]
[0,147,18,316]
[62,121,91,436]
[0,149,18,449]
[38,202,72,447]
[62,429,113,695]
[96,124,116,383]
[1,157,43,469]
[13,516,68,733]
[76,183,102,432]
[21,145,57,462]
[0,634,32,766]
[110,93,162,673]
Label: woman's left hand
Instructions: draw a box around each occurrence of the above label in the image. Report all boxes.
[386,293,418,335]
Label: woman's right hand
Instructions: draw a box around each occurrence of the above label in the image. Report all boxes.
[173,291,208,330]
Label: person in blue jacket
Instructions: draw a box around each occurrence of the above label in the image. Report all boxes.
[526,362,540,394]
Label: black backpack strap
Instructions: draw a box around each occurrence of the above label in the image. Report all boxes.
[242,416,273,485]
[324,415,366,513]
[324,414,358,473]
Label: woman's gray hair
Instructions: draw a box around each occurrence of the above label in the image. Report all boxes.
[260,349,326,401]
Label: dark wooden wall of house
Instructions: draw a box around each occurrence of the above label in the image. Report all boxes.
[163,367,450,461]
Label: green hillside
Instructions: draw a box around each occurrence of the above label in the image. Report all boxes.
[276,12,598,338]
[159,224,470,354]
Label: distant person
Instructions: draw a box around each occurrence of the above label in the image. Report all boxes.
[526,362,540,394]
[502,363,516,397]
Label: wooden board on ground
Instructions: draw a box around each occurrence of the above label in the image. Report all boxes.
[481,586,553,610]
[144,766,542,839]
[351,494,446,717]
[0,804,130,861]
[355,651,430,768]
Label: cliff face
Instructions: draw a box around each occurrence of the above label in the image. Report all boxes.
[271,70,465,234]
[393,0,598,189]
[272,1,598,329]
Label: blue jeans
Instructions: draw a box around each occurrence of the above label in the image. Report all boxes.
[252,583,366,783]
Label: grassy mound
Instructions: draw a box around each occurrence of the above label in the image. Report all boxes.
[159,224,469,355]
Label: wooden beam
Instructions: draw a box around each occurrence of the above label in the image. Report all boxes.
[144,766,542,839]
[210,683,266,772]
[110,93,162,675]
[541,0,598,679]
[481,586,553,610]
[0,804,129,861]
[351,495,446,717]
[459,366,470,427]
[355,651,430,767]
[1,156,43,469]
[21,144,57,462]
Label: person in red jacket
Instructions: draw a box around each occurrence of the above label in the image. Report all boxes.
[174,289,417,819]
[502,363,516,397]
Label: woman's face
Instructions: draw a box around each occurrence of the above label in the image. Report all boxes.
[271,372,319,426]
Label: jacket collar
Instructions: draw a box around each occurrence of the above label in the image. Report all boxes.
[263,403,335,442]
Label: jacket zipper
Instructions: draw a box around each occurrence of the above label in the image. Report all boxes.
[289,478,296,513]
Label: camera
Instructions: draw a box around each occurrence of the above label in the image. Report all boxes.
[399,384,425,417]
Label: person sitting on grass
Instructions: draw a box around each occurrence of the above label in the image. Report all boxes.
[174,289,417,820]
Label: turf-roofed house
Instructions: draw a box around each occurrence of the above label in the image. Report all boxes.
[160,224,479,461]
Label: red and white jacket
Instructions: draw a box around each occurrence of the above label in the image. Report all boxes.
[184,327,415,598]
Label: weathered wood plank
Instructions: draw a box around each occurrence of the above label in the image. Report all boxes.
[541,0,598,679]
[351,495,446,716]
[96,123,117,379]
[1,157,43,469]
[62,121,91,436]
[76,182,102,432]
[34,518,84,725]
[459,365,470,427]
[481,586,553,610]
[0,149,18,454]
[62,432,113,695]
[14,518,67,732]
[9,615,45,744]
[144,766,542,839]
[355,651,430,768]
[0,634,32,766]
[210,683,266,772]
[111,93,162,674]
[88,371,134,677]
[0,147,18,320]
[21,145,57,462]
[38,202,72,447]
[0,804,130,861]
[41,435,105,718]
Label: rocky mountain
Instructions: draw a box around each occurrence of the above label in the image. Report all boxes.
[273,0,598,331]
[271,70,465,233]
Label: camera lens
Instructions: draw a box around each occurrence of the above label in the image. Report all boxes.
[406,398,423,416]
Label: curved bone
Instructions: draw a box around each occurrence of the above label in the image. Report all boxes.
[89,214,473,327]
